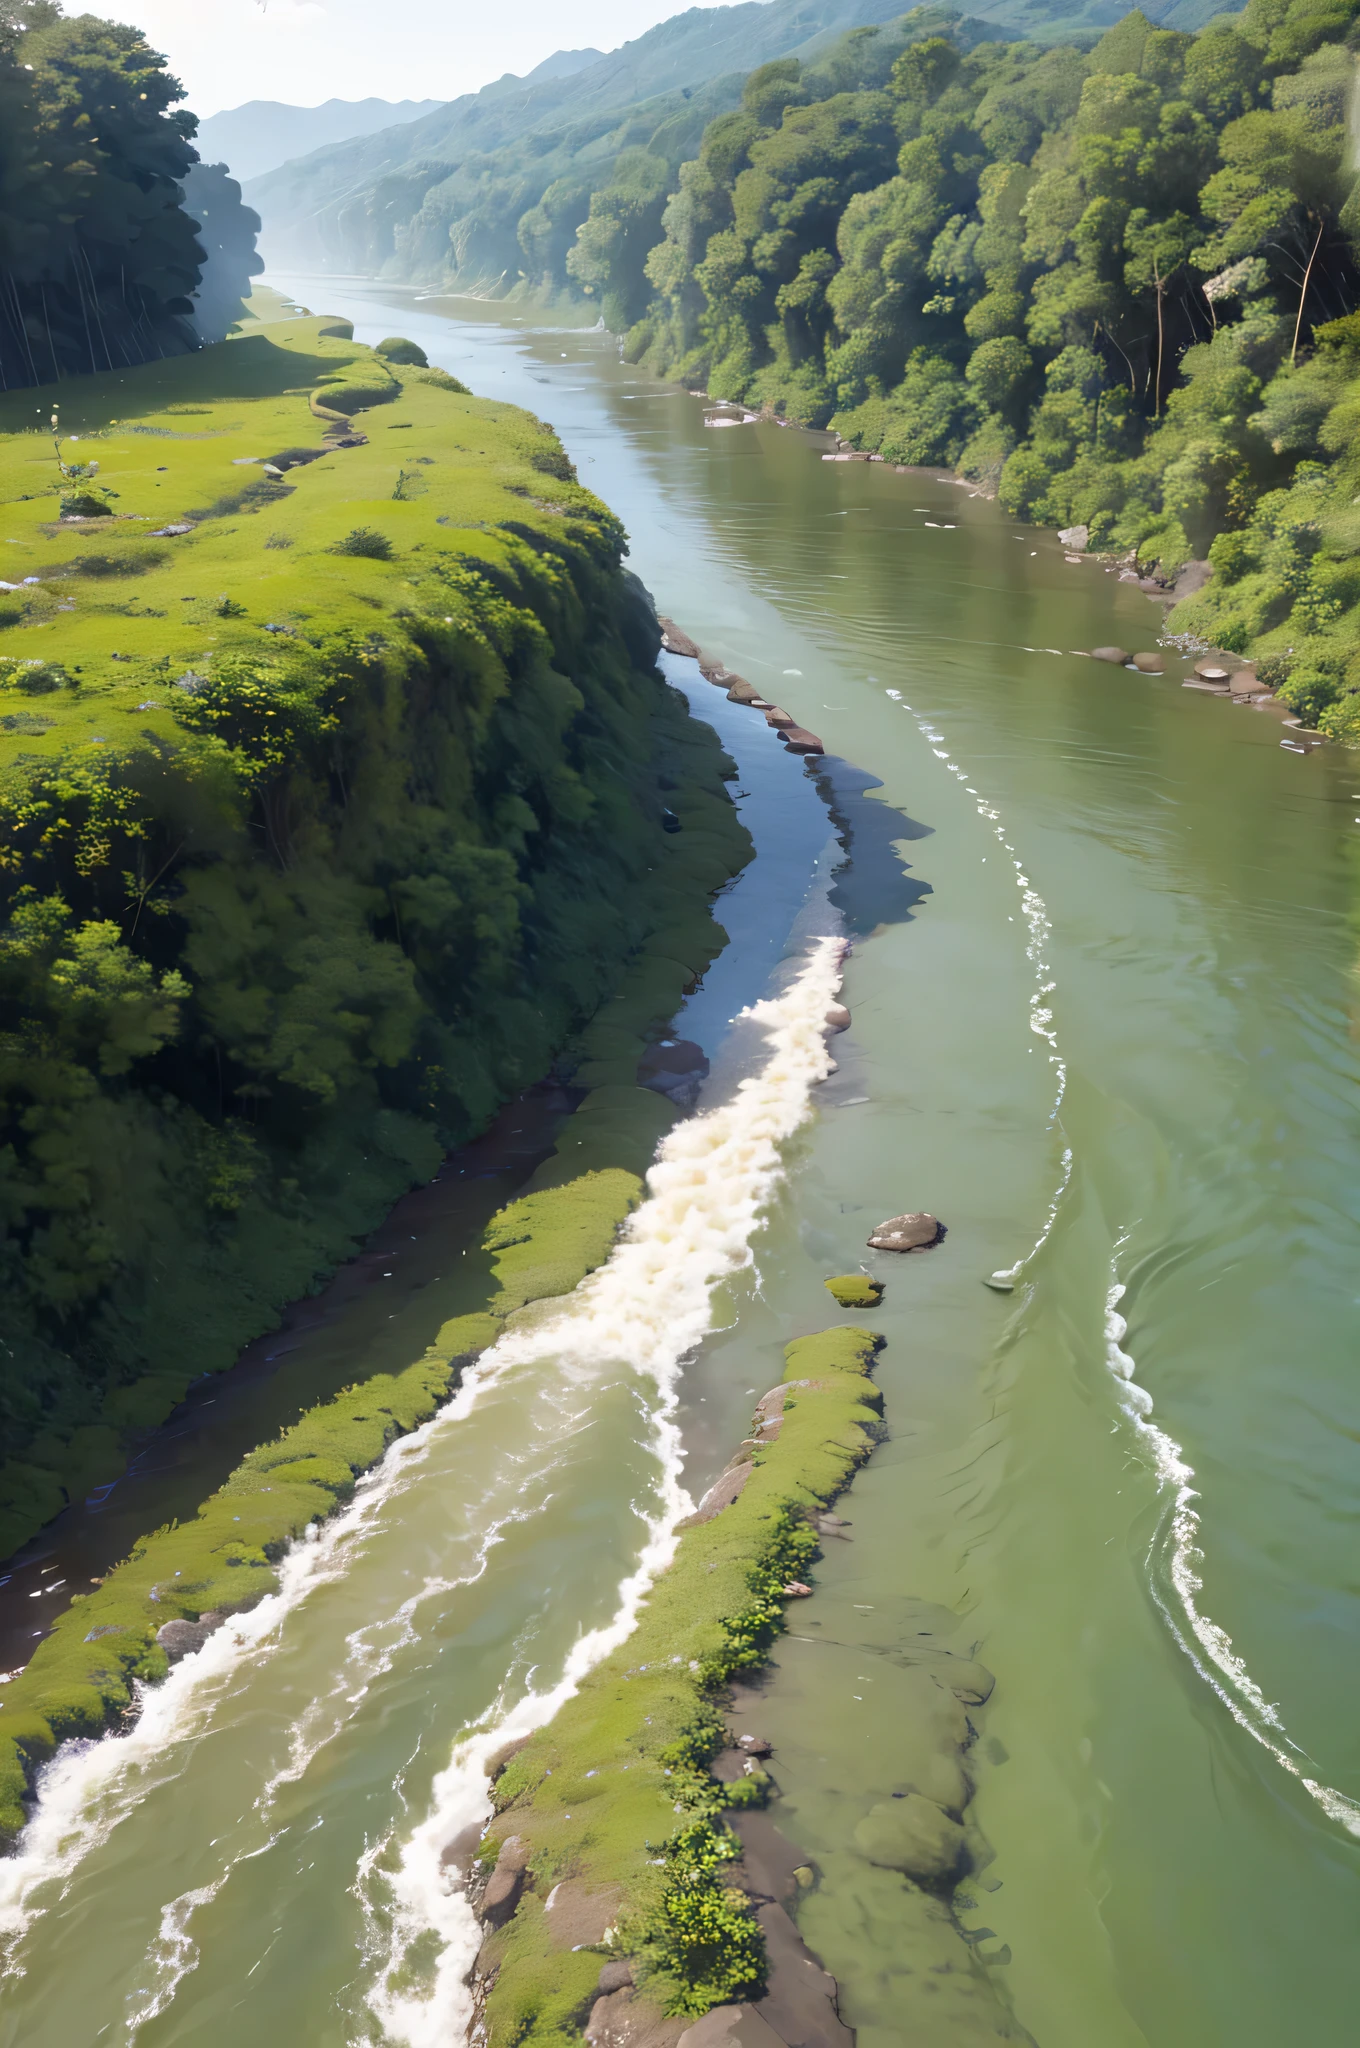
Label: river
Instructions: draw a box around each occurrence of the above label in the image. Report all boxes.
[0,281,1356,2046]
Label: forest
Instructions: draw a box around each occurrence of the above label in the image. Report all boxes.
[610,0,1360,734]
[0,0,261,385]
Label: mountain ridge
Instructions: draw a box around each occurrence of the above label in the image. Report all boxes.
[195,95,445,185]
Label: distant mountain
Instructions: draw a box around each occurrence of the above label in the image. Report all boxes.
[244,0,1233,296]
[244,0,938,268]
[194,97,446,186]
[479,48,606,99]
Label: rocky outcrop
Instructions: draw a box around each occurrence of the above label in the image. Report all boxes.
[480,1833,532,1926]
[867,1212,943,1252]
[658,617,701,660]
[637,1037,710,1110]
[155,1613,225,1661]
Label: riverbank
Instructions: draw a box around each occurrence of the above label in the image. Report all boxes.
[0,305,752,1563]
[0,825,756,1842]
[465,1323,1022,2048]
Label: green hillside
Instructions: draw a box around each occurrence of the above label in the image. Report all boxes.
[0,304,750,1556]
[619,0,1360,734]
[246,0,969,284]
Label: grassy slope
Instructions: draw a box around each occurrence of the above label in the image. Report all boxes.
[0,313,566,720]
[478,1328,885,2042]
[0,304,752,1555]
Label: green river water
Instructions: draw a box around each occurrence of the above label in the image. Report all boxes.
[0,286,1356,2047]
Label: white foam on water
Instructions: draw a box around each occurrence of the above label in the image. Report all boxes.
[0,1463,434,1971]
[1103,1263,1360,1838]
[356,936,846,2048]
[884,691,1069,1286]
[888,691,1360,1839]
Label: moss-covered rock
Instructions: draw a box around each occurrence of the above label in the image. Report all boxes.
[824,1274,883,1308]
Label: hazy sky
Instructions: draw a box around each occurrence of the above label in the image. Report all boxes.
[92,0,726,119]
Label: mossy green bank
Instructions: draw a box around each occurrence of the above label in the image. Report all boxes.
[0,302,751,1557]
[476,1326,885,2043]
[0,1163,643,1842]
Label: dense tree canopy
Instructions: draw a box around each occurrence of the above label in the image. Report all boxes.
[609,2,1360,733]
[0,2,260,384]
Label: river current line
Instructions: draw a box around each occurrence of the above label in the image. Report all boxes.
[359,937,845,2046]
[0,940,846,2042]
[886,686,1360,1843]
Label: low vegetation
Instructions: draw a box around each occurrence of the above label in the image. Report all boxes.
[0,1165,643,1843]
[0,301,750,1557]
[477,1327,885,2044]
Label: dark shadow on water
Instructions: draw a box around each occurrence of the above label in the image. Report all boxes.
[810,756,933,935]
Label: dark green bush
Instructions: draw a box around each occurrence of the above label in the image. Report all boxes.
[330,527,394,559]
[376,336,429,366]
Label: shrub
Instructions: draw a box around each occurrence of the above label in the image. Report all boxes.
[531,447,577,483]
[0,657,73,694]
[418,367,471,394]
[60,491,113,519]
[376,336,428,366]
[330,528,394,560]
[999,447,1052,518]
[631,1820,767,2016]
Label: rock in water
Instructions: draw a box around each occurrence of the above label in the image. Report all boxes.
[155,1617,216,1661]
[868,1213,942,1252]
[824,1274,882,1307]
[1091,646,1132,665]
[780,726,825,755]
[1132,651,1164,673]
[824,1003,851,1033]
[853,1795,966,1884]
[676,2008,786,2048]
[658,616,700,659]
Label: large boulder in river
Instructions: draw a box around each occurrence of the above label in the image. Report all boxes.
[780,726,825,755]
[1132,650,1164,673]
[1091,646,1131,665]
[481,1834,531,1926]
[156,1616,219,1661]
[853,1795,966,1885]
[726,677,763,704]
[764,706,796,728]
[868,1213,942,1252]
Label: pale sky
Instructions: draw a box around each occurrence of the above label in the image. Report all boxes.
[91,0,726,119]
